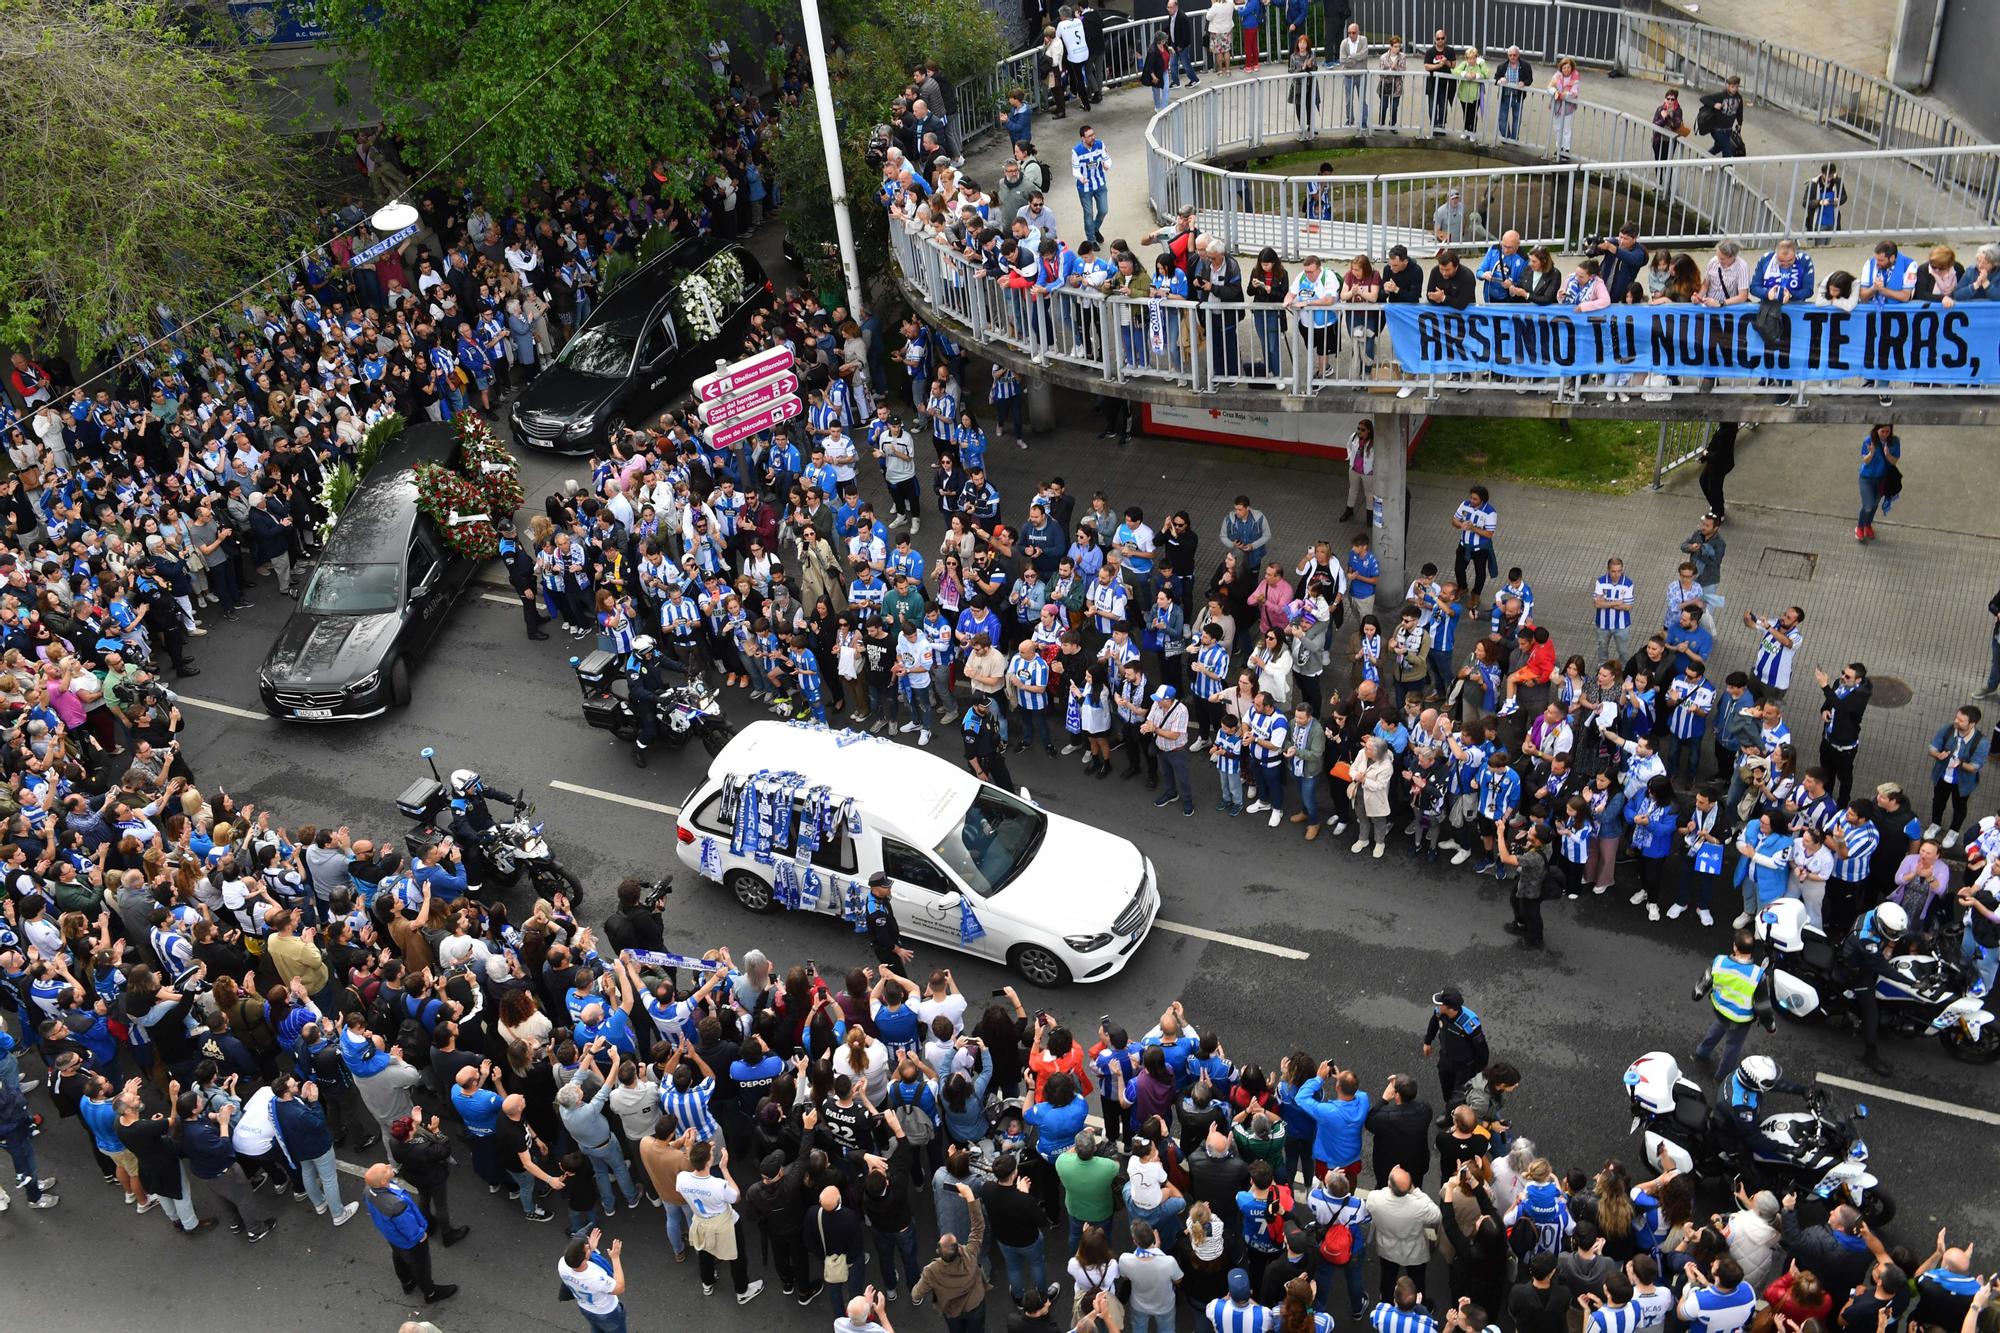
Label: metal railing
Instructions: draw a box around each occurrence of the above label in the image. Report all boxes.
[889,222,1993,408]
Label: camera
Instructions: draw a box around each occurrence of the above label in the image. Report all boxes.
[134,679,178,711]
[1583,234,1607,252]
[642,875,674,909]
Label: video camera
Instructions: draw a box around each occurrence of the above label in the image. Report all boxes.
[642,875,674,909]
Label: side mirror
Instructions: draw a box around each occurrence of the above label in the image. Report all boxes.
[937,892,963,910]
[412,574,437,599]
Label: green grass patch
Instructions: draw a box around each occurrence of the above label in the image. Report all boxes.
[1413,416,1659,492]
[1246,145,1515,177]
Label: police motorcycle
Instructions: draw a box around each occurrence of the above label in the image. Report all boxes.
[1623,1051,1893,1225]
[395,749,584,904]
[1754,898,1997,1063]
[573,638,734,767]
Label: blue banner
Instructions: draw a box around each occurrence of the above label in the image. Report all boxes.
[1383,302,2000,383]
[349,224,417,268]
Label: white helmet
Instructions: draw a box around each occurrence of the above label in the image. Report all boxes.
[1873,901,1909,940]
[448,768,481,798]
[631,635,656,655]
[1736,1055,1779,1092]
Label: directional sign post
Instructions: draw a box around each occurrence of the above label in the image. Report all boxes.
[694,347,795,402]
[706,396,802,449]
[697,369,801,426]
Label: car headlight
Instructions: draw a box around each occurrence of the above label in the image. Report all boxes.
[348,670,381,694]
[257,668,274,690]
[1064,933,1113,953]
[562,419,595,438]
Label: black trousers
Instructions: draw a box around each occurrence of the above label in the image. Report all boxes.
[1121,720,1157,779]
[389,1237,438,1295]
[415,1177,454,1232]
[1932,779,1971,832]
[516,587,546,634]
[1511,891,1544,945]
[1437,1062,1475,1105]
[698,1224,751,1294]
[769,1230,813,1293]
[1819,741,1858,806]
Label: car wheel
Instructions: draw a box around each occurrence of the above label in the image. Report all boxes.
[604,414,628,446]
[1010,943,1070,987]
[388,658,411,708]
[726,869,774,913]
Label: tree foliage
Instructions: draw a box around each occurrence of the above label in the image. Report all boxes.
[314,0,778,200]
[0,0,307,362]
[772,0,1004,299]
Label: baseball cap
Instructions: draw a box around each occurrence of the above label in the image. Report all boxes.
[1152,685,1177,701]
[1228,1269,1253,1301]
[1433,988,1464,1009]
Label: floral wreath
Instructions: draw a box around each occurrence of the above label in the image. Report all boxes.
[413,462,498,560]
[452,411,526,516]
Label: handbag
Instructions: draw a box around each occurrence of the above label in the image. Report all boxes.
[1674,123,1692,137]
[1752,292,1788,346]
[818,1213,850,1284]
[1693,842,1725,876]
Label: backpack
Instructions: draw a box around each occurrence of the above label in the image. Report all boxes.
[1263,1182,1295,1246]
[888,1083,935,1146]
[1695,103,1717,136]
[1317,1205,1357,1264]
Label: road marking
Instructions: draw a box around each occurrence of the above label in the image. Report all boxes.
[548,779,681,816]
[1154,919,1310,960]
[1816,1072,2000,1125]
[336,1158,370,1179]
[479,593,522,607]
[177,694,272,721]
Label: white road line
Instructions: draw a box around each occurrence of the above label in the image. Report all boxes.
[479,593,522,606]
[1816,1072,2000,1125]
[547,779,681,816]
[177,694,272,721]
[1154,919,1310,960]
[336,1158,370,1179]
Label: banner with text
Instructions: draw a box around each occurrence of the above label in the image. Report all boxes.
[1382,303,2000,383]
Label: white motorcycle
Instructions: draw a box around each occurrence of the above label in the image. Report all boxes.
[1755,899,1997,1063]
[1623,1052,1894,1225]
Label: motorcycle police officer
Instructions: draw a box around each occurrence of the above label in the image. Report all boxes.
[1835,901,1907,1077]
[447,769,521,889]
[1424,988,1490,1104]
[864,871,914,977]
[1712,1055,1810,1184]
[626,635,665,764]
[1692,930,1776,1083]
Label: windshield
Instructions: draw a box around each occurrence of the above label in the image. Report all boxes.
[932,788,1046,897]
[300,562,401,615]
[556,324,638,377]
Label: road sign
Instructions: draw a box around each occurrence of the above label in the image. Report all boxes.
[697,370,801,425]
[705,396,802,448]
[693,346,795,402]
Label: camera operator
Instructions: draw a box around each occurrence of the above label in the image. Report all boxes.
[1590,224,1650,303]
[601,877,668,957]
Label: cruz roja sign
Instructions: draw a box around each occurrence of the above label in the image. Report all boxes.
[697,348,800,450]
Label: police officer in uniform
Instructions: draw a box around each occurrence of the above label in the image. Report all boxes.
[447,769,522,889]
[1423,988,1489,1104]
[498,518,550,640]
[1834,901,1906,1077]
[625,635,664,765]
[1710,1055,1809,1185]
[1691,929,1775,1083]
[864,871,914,976]
[961,694,1014,791]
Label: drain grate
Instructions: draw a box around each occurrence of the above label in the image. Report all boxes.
[1867,676,1913,709]
[1757,547,1818,580]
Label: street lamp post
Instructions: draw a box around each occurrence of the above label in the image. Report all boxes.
[799,0,866,319]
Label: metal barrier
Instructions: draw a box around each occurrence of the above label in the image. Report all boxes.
[888,221,1991,408]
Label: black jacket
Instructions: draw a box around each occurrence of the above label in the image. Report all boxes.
[1781,1213,1874,1297]
[1168,9,1198,51]
[1186,1149,1251,1233]
[1383,260,1426,304]
[1819,678,1871,749]
[600,903,665,955]
[1364,1097,1435,1184]
[390,1124,455,1188]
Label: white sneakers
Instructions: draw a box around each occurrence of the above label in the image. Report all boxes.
[1629,890,1648,906]
[333,1201,359,1226]
[1268,809,1282,828]
[1698,909,1715,926]
[1732,913,1752,929]
[1943,829,1960,848]
[1666,904,1686,920]
[917,729,931,747]
[738,1280,765,1306]
[1372,843,1385,858]
[1450,847,1472,865]
[899,721,919,734]
[1924,822,1942,840]
[1245,801,1270,815]
[1351,837,1370,854]
[1646,902,1661,922]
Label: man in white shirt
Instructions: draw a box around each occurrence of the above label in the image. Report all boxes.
[557,1231,627,1330]
[675,1140,764,1305]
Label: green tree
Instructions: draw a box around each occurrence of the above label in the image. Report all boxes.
[0,0,306,363]
[771,0,1004,300]
[314,0,778,200]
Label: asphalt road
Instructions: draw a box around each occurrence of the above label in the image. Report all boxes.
[8,403,1996,1333]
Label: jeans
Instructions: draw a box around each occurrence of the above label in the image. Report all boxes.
[997,1237,1048,1301]
[1317,1257,1368,1316]
[946,1311,989,1333]
[160,1168,201,1230]
[583,1306,629,1333]
[873,1222,921,1291]
[1498,88,1524,139]
[1160,745,1194,813]
[1219,768,1245,809]
[1343,72,1368,126]
[0,1046,22,1099]
[1068,1210,1115,1254]
[1078,184,1109,246]
[580,1137,640,1207]
[1594,626,1632,663]
[297,1147,343,1212]
[508,1167,541,1215]
[1663,732,1703,783]
[1254,309,1284,373]
[1295,772,1320,823]
[1129,1311,1175,1333]
[1123,1186,1187,1251]
[1985,635,2000,693]
[1014,704,1052,749]
[894,680,937,734]
[0,1122,44,1201]
[825,1274,867,1319]
[1858,474,1884,528]
[1152,83,1169,112]
[1170,47,1198,85]
[1694,1016,1752,1081]
[1961,931,1998,996]
[663,1201,691,1256]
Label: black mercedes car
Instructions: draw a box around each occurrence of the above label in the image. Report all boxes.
[508,238,771,455]
[257,422,481,721]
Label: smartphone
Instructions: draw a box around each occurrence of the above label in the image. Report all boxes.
[804,958,817,980]
[1036,1009,1055,1025]
[990,988,1010,997]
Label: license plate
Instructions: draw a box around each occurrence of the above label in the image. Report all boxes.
[295,707,333,719]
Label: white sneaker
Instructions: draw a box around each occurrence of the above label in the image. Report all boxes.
[1268,809,1282,828]
[1647,902,1661,922]
[1732,913,1752,929]
[1924,822,1941,840]
[136,1197,160,1214]
[1629,890,1648,906]
[1372,843,1386,858]
[917,729,930,746]
[1698,909,1715,926]
[1245,801,1269,814]
[1593,885,1608,895]
[1496,697,1519,716]
[1061,742,1081,755]
[1189,738,1208,753]
[899,721,918,734]
[1943,829,1960,849]
[1396,386,1415,399]
[1326,818,1346,832]
[738,1280,765,1306]
[313,1202,328,1216]
[1352,838,1370,854]
[1450,847,1472,865]
[333,1201,359,1226]
[1666,904,1686,920]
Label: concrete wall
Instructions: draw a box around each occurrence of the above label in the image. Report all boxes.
[1902,0,2000,139]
